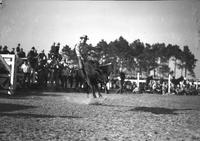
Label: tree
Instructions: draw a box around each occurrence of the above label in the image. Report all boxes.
[61,44,77,63]
[155,43,170,77]
[129,39,145,74]
[95,40,110,64]
[166,44,182,77]
[182,46,197,77]
[108,36,131,73]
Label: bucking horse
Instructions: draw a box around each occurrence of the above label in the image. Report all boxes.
[80,60,113,98]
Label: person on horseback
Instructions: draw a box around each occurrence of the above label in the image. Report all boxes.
[75,35,110,98]
[75,35,89,69]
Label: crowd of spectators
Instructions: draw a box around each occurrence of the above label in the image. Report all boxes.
[137,78,200,95]
[0,44,26,58]
[0,43,53,89]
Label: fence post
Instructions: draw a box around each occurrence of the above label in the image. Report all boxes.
[168,74,171,94]
[137,72,140,88]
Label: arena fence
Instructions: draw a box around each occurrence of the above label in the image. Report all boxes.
[0,54,17,95]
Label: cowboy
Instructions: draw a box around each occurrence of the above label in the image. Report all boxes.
[75,35,89,69]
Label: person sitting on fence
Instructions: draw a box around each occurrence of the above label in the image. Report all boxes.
[2,45,10,54]
[10,48,15,54]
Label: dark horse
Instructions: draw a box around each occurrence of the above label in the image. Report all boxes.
[81,60,110,98]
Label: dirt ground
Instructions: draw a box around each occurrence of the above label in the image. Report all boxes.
[0,91,200,141]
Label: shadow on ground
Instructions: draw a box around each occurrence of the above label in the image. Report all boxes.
[92,103,133,108]
[0,91,64,99]
[93,104,194,115]
[0,112,82,119]
[0,103,36,112]
[0,103,82,119]
[129,107,193,115]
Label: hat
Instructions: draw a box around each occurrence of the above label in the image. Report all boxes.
[32,47,35,49]
[80,35,89,41]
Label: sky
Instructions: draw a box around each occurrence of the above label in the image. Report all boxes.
[0,0,200,78]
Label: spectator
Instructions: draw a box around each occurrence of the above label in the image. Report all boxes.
[27,47,38,84]
[16,43,20,56]
[2,45,10,54]
[27,47,38,69]
[16,43,20,53]
[50,42,56,56]
[116,70,126,94]
[55,43,60,54]
[10,48,15,54]
[61,65,70,89]
[21,60,31,87]
[18,48,26,58]
[38,50,47,65]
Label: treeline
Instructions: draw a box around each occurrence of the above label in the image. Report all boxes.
[60,36,197,78]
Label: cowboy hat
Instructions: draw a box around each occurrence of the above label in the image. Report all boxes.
[80,35,89,40]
